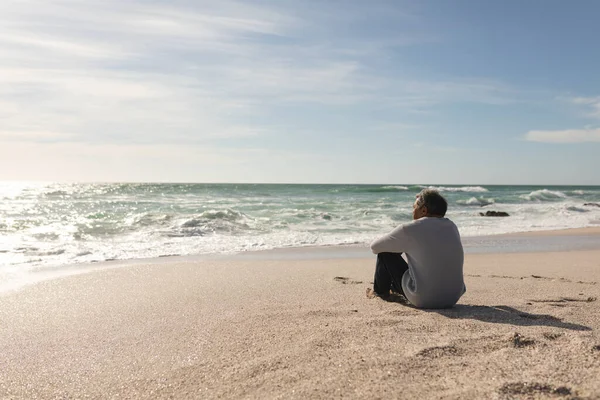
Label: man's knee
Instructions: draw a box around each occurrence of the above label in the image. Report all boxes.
[377,252,403,258]
[377,252,404,263]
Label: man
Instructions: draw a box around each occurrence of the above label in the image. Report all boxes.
[369,189,465,309]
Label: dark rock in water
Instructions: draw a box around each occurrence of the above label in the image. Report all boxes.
[584,202,600,207]
[479,211,510,217]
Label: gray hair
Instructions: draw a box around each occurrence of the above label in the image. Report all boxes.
[416,189,448,217]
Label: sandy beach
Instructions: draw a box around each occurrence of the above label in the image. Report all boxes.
[1,229,600,399]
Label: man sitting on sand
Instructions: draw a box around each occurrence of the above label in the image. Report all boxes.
[368,189,465,309]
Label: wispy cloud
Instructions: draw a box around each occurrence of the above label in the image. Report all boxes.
[369,123,422,132]
[525,128,600,143]
[0,130,75,142]
[569,96,600,118]
[0,0,530,154]
[0,0,294,142]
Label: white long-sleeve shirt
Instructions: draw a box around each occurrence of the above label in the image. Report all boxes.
[370,217,465,308]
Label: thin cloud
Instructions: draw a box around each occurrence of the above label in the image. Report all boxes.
[0,0,531,155]
[570,96,600,118]
[0,32,129,59]
[0,130,75,142]
[369,123,422,132]
[525,128,600,143]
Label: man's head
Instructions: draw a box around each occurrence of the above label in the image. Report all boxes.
[413,189,448,220]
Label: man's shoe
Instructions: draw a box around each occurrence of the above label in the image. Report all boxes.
[365,287,390,299]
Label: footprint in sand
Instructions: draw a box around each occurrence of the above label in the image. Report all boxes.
[542,332,563,340]
[474,274,598,285]
[416,345,462,359]
[510,332,536,348]
[333,276,363,285]
[531,297,597,303]
[366,318,402,328]
[530,296,597,307]
[498,382,573,398]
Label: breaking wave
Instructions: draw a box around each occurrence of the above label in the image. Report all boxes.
[420,186,489,193]
[355,186,410,193]
[381,186,409,191]
[520,189,568,201]
[182,209,247,226]
[457,197,495,206]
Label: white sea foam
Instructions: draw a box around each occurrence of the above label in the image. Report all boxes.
[458,199,600,234]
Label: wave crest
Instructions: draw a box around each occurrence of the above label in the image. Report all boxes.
[457,197,495,206]
[177,209,251,236]
[358,186,409,193]
[381,186,409,191]
[420,186,489,193]
[132,213,173,227]
[520,189,568,201]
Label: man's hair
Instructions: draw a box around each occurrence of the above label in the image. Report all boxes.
[416,189,447,217]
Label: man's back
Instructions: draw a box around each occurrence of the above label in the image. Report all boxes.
[370,217,465,308]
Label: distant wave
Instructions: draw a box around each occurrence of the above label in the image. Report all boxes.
[355,186,410,193]
[520,189,568,201]
[380,186,409,191]
[420,186,489,193]
[457,197,495,207]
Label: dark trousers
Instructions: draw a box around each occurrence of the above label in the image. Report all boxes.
[373,252,408,297]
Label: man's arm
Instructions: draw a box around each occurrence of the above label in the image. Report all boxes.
[370,225,411,254]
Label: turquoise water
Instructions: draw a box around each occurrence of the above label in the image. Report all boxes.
[1,182,599,284]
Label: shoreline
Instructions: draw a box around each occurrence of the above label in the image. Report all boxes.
[492,226,600,237]
[2,226,600,295]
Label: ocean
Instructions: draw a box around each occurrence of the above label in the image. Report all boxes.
[1,182,600,290]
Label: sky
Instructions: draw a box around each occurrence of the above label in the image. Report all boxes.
[1,0,599,184]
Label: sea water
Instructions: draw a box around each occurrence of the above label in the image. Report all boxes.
[1,182,599,290]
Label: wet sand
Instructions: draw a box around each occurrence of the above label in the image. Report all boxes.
[1,230,600,399]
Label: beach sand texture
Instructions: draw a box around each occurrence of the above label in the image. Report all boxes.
[1,245,600,398]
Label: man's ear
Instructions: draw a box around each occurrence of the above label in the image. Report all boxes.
[421,206,428,216]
